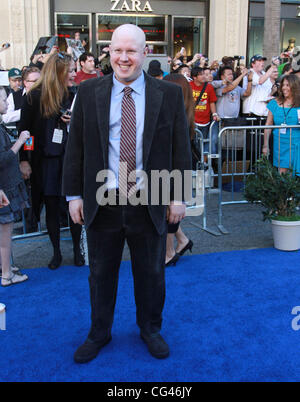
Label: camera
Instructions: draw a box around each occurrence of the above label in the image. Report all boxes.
[94,57,100,68]
[272,56,281,65]
[59,108,71,117]
[234,56,245,60]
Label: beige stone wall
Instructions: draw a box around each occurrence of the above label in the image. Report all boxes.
[209,0,249,62]
[0,0,51,70]
[0,0,251,69]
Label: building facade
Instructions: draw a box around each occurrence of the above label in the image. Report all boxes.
[248,0,300,59]
[0,0,299,70]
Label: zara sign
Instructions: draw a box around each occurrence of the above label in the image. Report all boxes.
[110,0,153,12]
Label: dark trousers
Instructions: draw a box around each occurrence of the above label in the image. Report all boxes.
[86,203,167,343]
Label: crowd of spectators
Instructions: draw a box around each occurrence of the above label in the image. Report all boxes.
[147,46,300,168]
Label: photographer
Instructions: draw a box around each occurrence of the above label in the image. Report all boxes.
[29,45,60,71]
[98,46,113,75]
[216,66,252,119]
[265,63,280,99]
[242,54,278,118]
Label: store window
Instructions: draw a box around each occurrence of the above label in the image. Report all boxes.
[248,17,300,62]
[173,17,205,59]
[55,13,91,52]
[281,19,300,51]
[96,14,168,54]
[247,18,264,59]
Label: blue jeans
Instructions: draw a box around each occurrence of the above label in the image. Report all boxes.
[199,121,219,155]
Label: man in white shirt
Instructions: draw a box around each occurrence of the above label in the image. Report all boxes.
[242,54,277,117]
[3,67,40,125]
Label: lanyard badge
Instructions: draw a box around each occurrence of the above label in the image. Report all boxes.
[24,136,34,151]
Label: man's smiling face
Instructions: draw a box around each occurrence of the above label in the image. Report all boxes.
[109,25,147,85]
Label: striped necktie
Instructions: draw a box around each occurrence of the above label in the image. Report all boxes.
[119,86,137,197]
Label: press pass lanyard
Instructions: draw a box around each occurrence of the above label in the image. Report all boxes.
[279,104,294,169]
[282,105,294,124]
[280,104,294,135]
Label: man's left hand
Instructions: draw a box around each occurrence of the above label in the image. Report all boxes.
[167,201,186,225]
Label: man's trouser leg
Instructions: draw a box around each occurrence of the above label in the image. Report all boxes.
[86,203,167,341]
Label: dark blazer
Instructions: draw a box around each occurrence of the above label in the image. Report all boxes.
[62,72,192,234]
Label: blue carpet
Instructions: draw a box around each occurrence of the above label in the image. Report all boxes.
[1,248,300,382]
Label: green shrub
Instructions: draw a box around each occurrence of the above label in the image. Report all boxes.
[244,156,300,221]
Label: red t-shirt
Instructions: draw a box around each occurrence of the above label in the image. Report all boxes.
[74,70,103,85]
[190,81,217,124]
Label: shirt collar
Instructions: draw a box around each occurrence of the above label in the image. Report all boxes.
[113,71,145,96]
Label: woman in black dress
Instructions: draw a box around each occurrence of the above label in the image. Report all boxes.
[19,53,84,270]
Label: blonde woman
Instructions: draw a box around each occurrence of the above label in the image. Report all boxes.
[19,53,84,270]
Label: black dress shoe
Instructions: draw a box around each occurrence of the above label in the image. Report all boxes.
[140,332,170,359]
[74,336,112,364]
[48,252,62,270]
[178,239,194,256]
[74,249,85,267]
[165,253,180,267]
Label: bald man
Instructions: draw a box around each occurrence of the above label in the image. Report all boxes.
[63,24,191,363]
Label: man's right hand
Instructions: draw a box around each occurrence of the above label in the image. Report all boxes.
[19,161,32,180]
[69,199,84,225]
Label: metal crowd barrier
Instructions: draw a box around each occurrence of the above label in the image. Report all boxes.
[217,123,300,235]
[191,124,221,236]
[193,118,300,236]
[12,219,89,266]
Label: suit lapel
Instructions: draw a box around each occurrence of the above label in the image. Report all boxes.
[94,73,163,170]
[95,75,113,169]
[143,73,163,168]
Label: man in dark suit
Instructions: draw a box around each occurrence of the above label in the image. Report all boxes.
[63,24,192,363]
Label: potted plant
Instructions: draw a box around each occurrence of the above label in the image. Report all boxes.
[244,156,300,251]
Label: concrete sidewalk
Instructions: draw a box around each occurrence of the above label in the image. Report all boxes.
[11,190,273,270]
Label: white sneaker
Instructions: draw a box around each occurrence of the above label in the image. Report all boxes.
[1,273,28,287]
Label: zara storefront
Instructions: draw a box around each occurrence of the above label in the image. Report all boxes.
[52,0,209,59]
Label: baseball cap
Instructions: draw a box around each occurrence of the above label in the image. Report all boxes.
[250,55,267,65]
[8,68,22,79]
